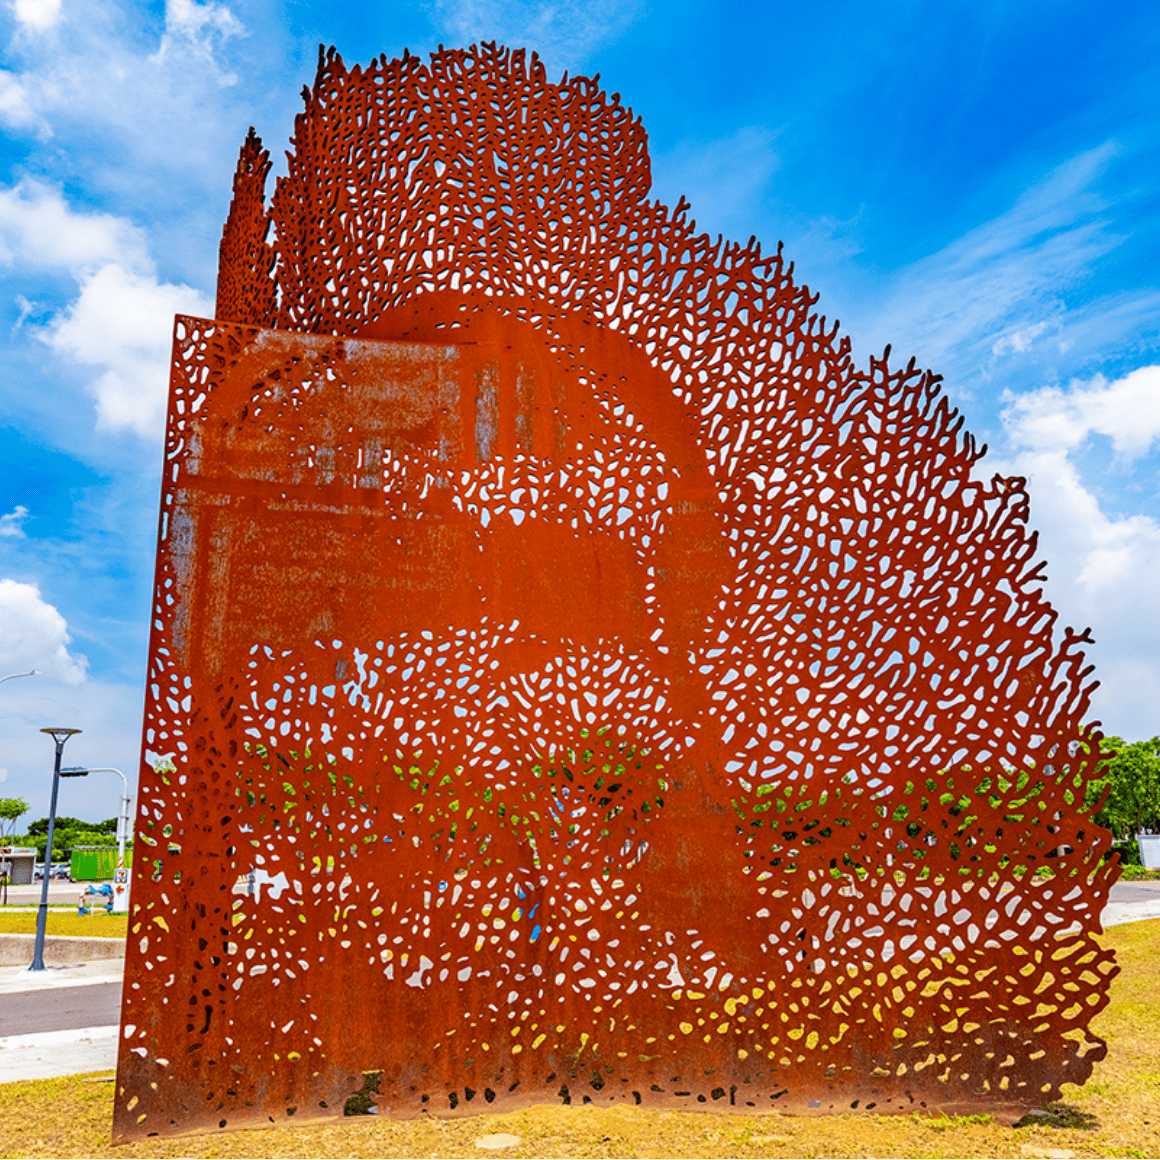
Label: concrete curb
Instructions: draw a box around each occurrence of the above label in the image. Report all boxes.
[0,934,125,966]
[1103,900,1160,928]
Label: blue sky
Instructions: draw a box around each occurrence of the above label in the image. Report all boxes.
[0,0,1158,821]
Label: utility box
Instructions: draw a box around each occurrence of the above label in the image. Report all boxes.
[1139,833,1160,870]
[0,847,37,885]
[70,847,133,881]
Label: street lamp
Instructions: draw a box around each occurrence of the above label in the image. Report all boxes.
[31,727,81,972]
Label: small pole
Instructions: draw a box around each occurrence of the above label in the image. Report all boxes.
[63,767,132,913]
[31,728,81,971]
[119,791,128,866]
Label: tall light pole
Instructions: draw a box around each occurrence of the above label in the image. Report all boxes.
[31,727,81,972]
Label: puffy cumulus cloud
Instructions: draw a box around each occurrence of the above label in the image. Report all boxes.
[0,179,211,437]
[0,178,149,272]
[1003,444,1159,594]
[428,0,642,74]
[12,0,62,32]
[46,262,211,436]
[0,578,87,683]
[1000,364,1160,462]
[988,368,1160,740]
[0,0,257,438]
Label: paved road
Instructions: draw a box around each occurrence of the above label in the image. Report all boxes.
[2,883,104,907]
[0,981,122,1037]
[1109,880,1160,903]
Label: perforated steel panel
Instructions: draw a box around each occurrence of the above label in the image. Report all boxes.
[114,43,1118,1142]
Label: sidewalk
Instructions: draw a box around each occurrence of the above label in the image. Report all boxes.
[0,958,124,995]
[0,1026,120,1083]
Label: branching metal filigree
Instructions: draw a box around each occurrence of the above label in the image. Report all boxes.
[114,43,1117,1142]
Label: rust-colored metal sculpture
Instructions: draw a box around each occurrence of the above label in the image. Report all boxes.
[114,43,1118,1142]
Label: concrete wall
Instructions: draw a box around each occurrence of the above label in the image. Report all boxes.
[0,933,125,966]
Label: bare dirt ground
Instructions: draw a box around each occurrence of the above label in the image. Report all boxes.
[1,919,1157,1159]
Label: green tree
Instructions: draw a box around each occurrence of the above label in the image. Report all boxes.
[15,817,118,862]
[0,797,29,841]
[1089,736,1160,839]
[26,815,85,837]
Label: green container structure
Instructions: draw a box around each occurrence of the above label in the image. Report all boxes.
[70,846,133,881]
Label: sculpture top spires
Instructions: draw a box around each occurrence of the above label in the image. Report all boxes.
[217,42,667,335]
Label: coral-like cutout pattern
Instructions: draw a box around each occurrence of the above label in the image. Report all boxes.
[215,127,275,326]
[115,43,1118,1142]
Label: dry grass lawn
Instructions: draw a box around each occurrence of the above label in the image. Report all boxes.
[0,911,128,939]
[0,921,1157,1159]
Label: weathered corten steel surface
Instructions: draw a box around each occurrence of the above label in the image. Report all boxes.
[114,43,1119,1142]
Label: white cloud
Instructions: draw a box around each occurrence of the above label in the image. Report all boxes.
[12,0,62,33]
[0,179,210,436]
[988,368,1160,740]
[0,506,30,537]
[165,0,241,40]
[152,0,243,78]
[818,142,1160,738]
[992,320,1049,357]
[0,69,45,133]
[0,178,148,272]
[45,262,211,436]
[1001,364,1160,462]
[0,0,254,175]
[0,0,266,441]
[428,0,642,74]
[0,578,87,683]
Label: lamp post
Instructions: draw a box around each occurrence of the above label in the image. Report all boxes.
[30,727,81,972]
